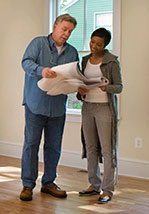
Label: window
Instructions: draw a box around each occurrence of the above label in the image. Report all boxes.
[94,12,113,50]
[49,0,121,120]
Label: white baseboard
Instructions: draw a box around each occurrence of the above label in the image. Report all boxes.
[0,141,149,179]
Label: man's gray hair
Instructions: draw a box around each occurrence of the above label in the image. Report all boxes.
[54,14,77,28]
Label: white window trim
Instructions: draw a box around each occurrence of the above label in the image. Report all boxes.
[94,11,113,30]
[49,0,121,123]
[66,109,81,122]
[60,0,80,12]
[49,0,59,33]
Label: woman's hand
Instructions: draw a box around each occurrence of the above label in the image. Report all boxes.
[78,87,89,95]
[99,85,106,91]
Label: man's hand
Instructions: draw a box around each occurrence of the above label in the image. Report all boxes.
[42,67,57,78]
[78,87,89,95]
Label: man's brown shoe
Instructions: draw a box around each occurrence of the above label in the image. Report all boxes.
[20,186,33,201]
[41,184,67,198]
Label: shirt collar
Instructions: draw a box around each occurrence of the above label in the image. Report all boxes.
[48,34,67,52]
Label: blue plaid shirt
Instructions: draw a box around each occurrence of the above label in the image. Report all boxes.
[22,34,78,117]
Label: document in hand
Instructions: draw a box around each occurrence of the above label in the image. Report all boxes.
[38,61,109,96]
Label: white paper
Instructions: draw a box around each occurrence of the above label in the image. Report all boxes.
[38,61,109,96]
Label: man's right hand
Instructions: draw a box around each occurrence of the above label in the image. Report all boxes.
[42,67,57,78]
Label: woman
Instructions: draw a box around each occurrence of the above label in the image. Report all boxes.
[77,28,123,203]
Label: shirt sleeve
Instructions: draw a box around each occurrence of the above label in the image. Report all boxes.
[21,37,44,77]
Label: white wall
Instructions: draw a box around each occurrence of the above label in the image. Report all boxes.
[0,0,46,143]
[119,0,149,160]
[0,0,149,179]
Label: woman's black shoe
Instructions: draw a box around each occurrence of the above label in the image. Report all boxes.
[79,188,100,196]
[98,195,111,203]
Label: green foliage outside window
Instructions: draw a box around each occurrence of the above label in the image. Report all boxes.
[67,93,82,110]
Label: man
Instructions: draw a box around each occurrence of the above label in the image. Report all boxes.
[20,14,78,201]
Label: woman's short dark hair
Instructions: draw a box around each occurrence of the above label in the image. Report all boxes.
[91,28,111,47]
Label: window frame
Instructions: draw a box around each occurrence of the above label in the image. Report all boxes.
[49,0,121,122]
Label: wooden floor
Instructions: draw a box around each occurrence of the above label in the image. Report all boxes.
[0,155,149,214]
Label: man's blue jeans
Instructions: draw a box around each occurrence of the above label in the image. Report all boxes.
[21,105,66,188]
